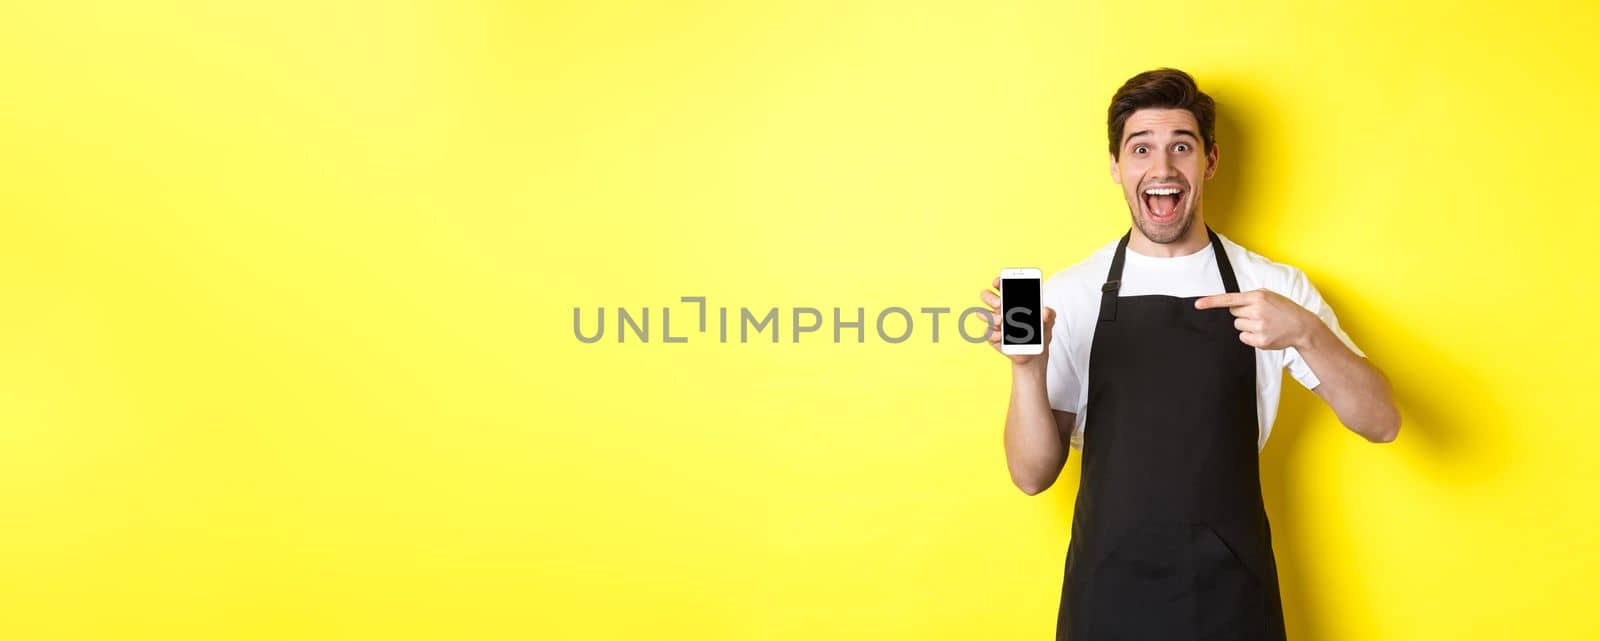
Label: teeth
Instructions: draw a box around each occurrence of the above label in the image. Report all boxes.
[1144,187,1181,196]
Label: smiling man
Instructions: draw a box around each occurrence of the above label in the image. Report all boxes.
[979,68,1401,640]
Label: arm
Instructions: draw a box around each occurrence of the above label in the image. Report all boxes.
[1005,361,1077,495]
[981,280,1076,495]
[1195,289,1401,443]
[1295,324,1401,442]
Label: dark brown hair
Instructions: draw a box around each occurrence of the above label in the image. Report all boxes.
[1107,68,1216,159]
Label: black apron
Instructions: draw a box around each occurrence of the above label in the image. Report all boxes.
[1056,227,1288,641]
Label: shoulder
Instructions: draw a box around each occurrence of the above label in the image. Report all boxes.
[1215,232,1314,302]
[1043,237,1120,306]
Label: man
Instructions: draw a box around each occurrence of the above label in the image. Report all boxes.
[979,68,1400,640]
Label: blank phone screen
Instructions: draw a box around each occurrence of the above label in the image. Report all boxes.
[1001,277,1042,345]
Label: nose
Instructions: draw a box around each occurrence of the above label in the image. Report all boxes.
[1152,149,1176,176]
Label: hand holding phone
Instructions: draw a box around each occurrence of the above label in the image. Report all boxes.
[980,269,1055,364]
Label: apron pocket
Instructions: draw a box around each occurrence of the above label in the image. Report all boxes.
[1086,522,1193,641]
[1085,523,1269,641]
[1190,523,1269,641]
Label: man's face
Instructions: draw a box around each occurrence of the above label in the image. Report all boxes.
[1111,108,1218,244]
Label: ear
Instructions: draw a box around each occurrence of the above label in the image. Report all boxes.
[1109,152,1121,184]
[1204,143,1220,180]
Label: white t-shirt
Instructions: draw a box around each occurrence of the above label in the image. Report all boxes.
[1043,231,1365,451]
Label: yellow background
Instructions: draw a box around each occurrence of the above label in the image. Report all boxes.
[2,1,1596,639]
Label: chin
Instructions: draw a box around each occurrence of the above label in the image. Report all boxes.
[1131,208,1195,244]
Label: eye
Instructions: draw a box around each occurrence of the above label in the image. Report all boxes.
[1174,142,1191,152]
[1134,145,1149,154]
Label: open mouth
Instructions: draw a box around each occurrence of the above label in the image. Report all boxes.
[1141,185,1185,224]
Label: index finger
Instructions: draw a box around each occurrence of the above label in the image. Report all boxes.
[1195,292,1249,309]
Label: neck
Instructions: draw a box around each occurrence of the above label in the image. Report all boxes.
[1128,214,1210,257]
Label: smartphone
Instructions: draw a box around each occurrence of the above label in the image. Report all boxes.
[1000,268,1044,355]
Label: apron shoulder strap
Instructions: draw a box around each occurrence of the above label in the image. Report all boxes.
[1099,231,1132,322]
[1207,227,1241,294]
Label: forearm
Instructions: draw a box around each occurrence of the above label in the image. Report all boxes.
[1295,324,1401,442]
[1004,362,1068,494]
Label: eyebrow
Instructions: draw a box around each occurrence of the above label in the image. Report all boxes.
[1124,129,1201,146]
